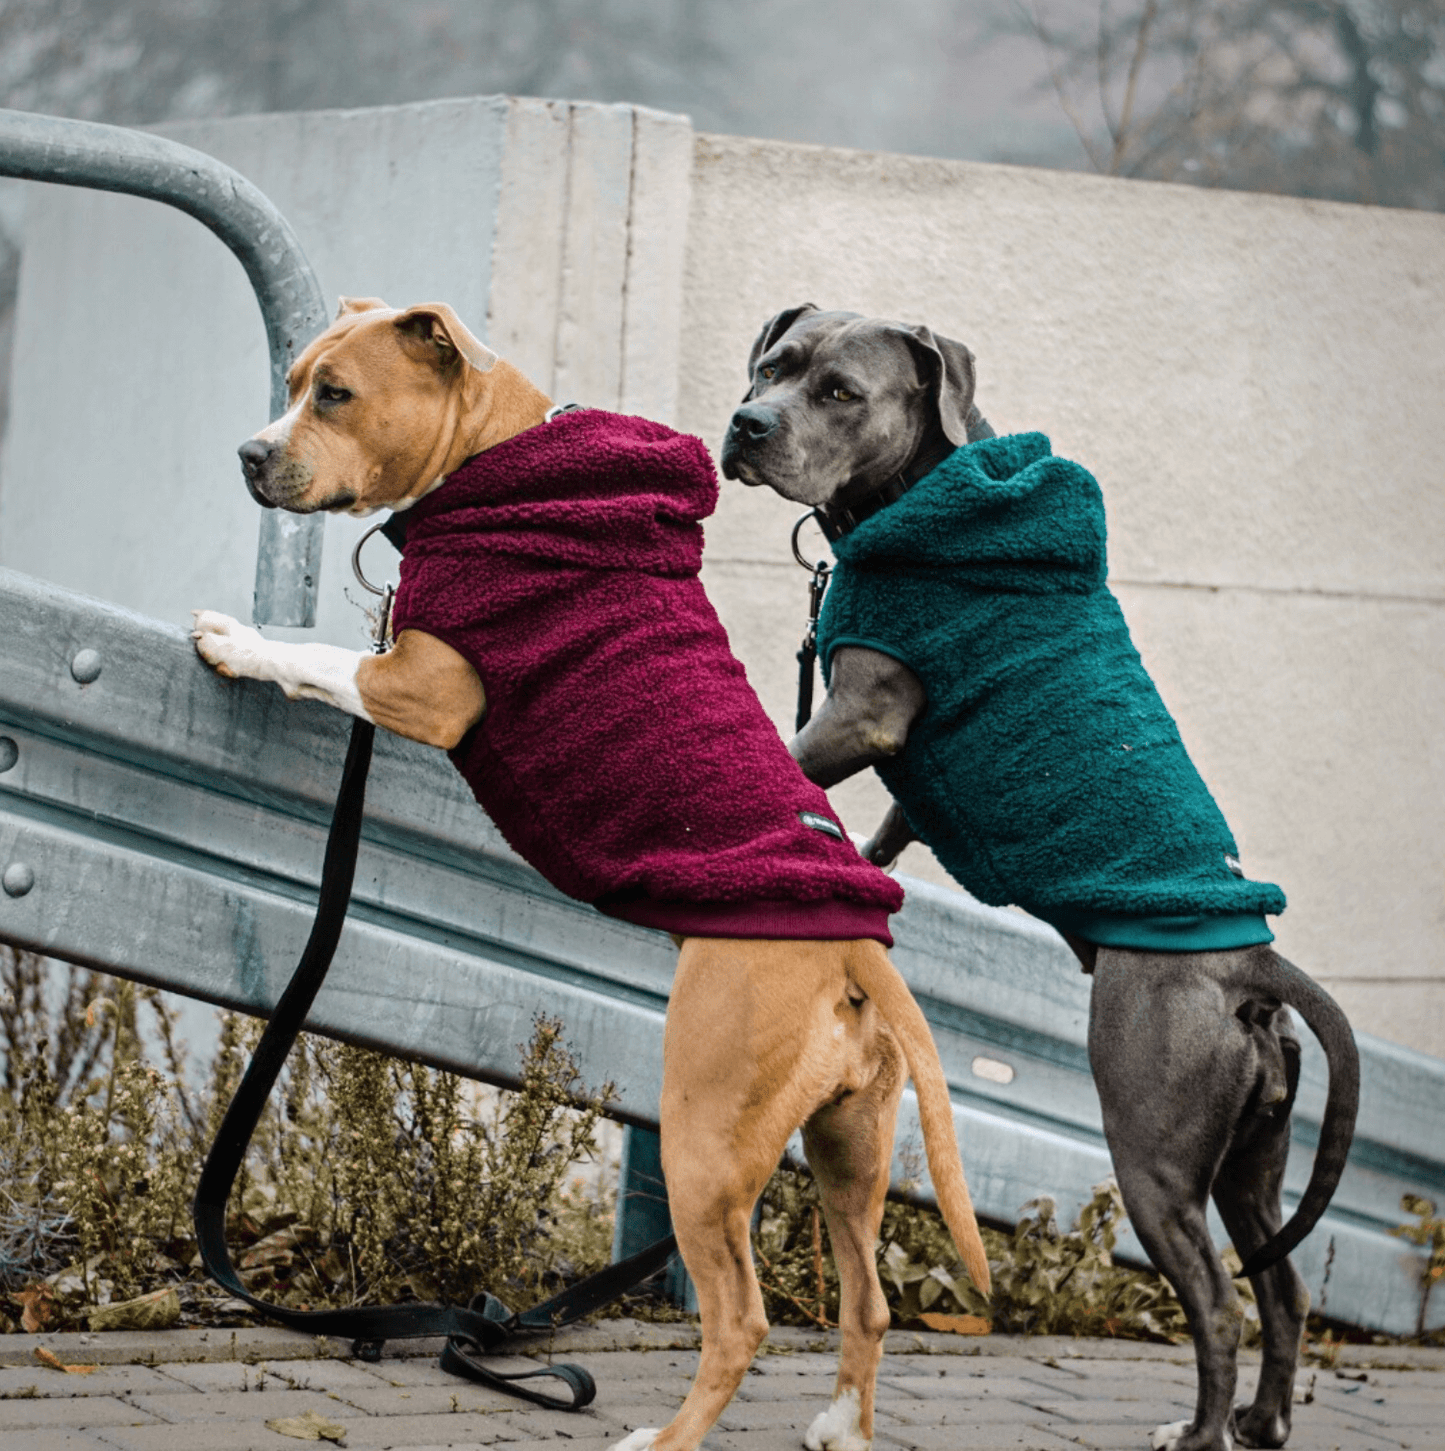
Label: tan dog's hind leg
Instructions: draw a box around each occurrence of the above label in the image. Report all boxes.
[612,937,980,1451]
[801,1029,905,1451]
[612,938,884,1451]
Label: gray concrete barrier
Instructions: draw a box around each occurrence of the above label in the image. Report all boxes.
[1,565,1440,1336]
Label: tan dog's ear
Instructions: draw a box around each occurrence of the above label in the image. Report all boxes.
[335,296,390,319]
[743,303,820,397]
[392,303,498,374]
[901,324,977,447]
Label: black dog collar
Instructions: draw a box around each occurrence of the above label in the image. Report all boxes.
[814,472,915,542]
[814,433,957,543]
[813,407,994,542]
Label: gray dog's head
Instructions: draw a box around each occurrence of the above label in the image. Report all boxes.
[719,304,982,508]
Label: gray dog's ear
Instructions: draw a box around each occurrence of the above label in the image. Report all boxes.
[903,325,977,446]
[744,303,820,390]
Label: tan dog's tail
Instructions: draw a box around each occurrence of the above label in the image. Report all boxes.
[845,939,992,1296]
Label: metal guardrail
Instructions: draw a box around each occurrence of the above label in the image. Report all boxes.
[1,566,1442,1336]
[0,107,1440,1338]
[0,107,327,627]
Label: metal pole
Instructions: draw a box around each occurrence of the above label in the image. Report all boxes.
[0,107,327,627]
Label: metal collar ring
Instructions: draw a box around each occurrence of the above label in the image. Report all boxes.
[791,509,829,573]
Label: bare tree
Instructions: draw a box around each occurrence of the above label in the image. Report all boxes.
[1013,0,1445,210]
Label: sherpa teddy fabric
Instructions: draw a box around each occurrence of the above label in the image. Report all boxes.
[390,408,904,944]
[818,431,1286,951]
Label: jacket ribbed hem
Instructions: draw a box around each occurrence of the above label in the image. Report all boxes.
[598,895,895,948]
[1040,907,1275,952]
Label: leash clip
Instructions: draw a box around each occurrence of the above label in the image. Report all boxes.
[790,511,831,731]
[351,519,397,654]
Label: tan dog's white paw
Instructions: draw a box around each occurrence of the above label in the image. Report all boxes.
[805,1388,870,1451]
[608,1429,660,1451]
[191,609,266,680]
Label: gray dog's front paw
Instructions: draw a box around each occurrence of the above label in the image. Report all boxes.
[849,831,900,874]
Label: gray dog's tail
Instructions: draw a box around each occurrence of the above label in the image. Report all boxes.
[1236,952,1360,1279]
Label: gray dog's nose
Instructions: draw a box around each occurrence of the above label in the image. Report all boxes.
[729,403,778,441]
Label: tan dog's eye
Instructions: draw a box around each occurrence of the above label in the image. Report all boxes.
[315,383,352,407]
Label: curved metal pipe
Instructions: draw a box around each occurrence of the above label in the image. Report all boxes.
[0,107,328,626]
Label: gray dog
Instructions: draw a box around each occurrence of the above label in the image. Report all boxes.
[720,304,1360,1451]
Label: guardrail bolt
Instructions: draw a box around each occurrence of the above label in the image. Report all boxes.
[0,737,16,773]
[2,862,35,898]
[70,648,103,684]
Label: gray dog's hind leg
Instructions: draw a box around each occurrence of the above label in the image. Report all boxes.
[1089,949,1261,1451]
[1211,1012,1309,1449]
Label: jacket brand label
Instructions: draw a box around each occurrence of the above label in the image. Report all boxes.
[799,810,845,841]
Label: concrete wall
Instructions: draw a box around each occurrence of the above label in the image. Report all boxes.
[680,136,1445,1057]
[0,96,691,643]
[2,101,1441,1056]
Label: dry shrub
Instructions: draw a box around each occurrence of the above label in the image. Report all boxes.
[1390,1194,1445,1343]
[753,1163,1189,1341]
[0,948,615,1330]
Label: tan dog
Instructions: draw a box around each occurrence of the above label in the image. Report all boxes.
[193,298,990,1451]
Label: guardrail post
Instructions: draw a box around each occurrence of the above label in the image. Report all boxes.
[612,1126,694,1309]
[0,107,328,627]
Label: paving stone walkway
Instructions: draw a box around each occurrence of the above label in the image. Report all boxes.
[2,1320,1441,1451]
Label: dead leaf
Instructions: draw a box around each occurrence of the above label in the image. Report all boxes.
[87,1287,181,1332]
[917,1312,991,1336]
[15,1285,54,1333]
[241,1223,317,1270]
[33,1346,98,1374]
[265,1409,347,1443]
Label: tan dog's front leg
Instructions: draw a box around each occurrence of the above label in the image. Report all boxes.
[192,611,485,749]
[191,609,370,716]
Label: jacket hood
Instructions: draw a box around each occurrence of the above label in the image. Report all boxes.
[401,409,718,577]
[831,432,1108,592]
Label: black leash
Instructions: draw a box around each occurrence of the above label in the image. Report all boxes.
[791,511,831,731]
[193,524,678,1409]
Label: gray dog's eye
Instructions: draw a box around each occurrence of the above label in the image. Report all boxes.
[759,365,776,380]
[830,387,855,403]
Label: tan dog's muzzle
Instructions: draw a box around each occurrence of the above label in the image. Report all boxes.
[238,438,280,508]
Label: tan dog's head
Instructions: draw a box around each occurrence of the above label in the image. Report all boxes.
[239,297,525,515]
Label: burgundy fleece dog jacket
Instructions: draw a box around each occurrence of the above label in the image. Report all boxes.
[391,409,903,945]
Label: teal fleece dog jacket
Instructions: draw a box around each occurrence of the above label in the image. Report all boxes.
[818,431,1286,951]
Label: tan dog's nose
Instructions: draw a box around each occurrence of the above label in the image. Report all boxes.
[239,439,277,507]
[239,438,271,478]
